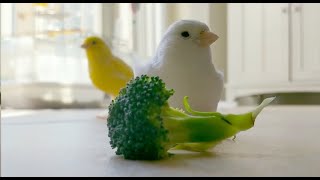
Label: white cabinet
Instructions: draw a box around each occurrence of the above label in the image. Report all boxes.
[227,3,320,102]
[292,3,320,81]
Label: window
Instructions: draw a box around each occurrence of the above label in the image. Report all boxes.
[112,3,167,60]
[0,3,168,108]
[1,3,102,84]
[1,3,105,108]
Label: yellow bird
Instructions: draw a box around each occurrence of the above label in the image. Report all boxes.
[81,36,134,117]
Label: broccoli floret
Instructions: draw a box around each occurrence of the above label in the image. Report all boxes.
[107,75,275,160]
[107,75,174,160]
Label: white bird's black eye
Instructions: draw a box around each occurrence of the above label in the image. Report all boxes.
[181,31,190,38]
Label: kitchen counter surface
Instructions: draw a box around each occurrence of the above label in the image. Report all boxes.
[1,106,320,177]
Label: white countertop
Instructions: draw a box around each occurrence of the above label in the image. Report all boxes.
[1,106,320,177]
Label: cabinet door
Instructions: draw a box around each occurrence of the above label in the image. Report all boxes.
[291,3,320,81]
[228,3,289,86]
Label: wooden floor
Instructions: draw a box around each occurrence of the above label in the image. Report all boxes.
[1,105,320,177]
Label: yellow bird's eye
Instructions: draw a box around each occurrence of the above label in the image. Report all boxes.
[92,41,96,45]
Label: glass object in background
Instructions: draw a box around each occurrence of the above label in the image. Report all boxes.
[1,3,104,109]
[110,3,157,74]
[32,3,91,84]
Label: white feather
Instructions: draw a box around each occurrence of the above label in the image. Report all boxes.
[138,20,224,111]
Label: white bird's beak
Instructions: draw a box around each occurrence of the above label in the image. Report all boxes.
[197,31,219,47]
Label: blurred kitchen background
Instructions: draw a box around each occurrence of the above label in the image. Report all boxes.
[1,3,320,109]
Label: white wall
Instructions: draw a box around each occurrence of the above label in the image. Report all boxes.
[101,3,115,42]
[209,3,227,100]
[1,3,13,37]
[174,3,210,25]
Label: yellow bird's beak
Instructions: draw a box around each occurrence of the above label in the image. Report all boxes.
[197,31,219,47]
[81,43,89,49]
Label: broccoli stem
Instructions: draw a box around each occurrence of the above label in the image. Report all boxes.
[183,96,223,117]
[162,107,239,144]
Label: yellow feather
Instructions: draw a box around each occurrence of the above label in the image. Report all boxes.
[81,36,134,99]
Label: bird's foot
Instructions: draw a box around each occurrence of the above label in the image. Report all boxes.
[96,115,108,120]
[96,110,109,120]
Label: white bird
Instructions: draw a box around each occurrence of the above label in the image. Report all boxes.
[138,19,224,112]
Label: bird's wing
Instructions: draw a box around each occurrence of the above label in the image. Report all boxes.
[111,56,134,80]
[134,62,150,77]
[212,70,225,110]
[150,56,162,70]
[142,55,163,77]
